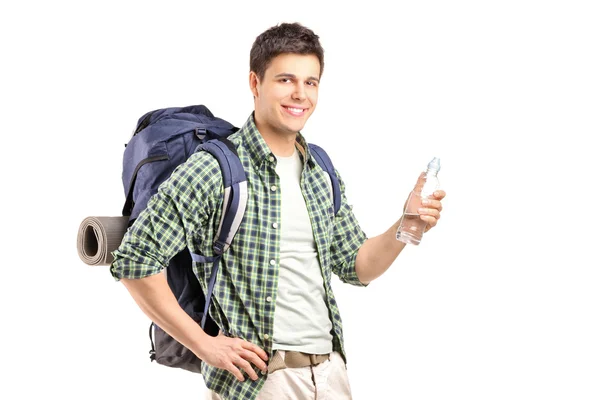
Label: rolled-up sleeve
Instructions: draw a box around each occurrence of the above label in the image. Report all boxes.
[110,153,221,281]
[329,168,368,287]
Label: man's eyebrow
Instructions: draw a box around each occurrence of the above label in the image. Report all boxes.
[274,73,320,83]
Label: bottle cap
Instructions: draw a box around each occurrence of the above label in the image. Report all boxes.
[427,157,441,172]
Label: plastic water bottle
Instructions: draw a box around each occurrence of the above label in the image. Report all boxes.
[396,157,441,245]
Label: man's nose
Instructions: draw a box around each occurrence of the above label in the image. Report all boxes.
[291,83,306,100]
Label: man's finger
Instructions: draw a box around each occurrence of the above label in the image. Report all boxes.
[413,172,426,190]
[226,363,245,382]
[418,208,440,218]
[234,357,258,381]
[421,199,442,210]
[420,215,437,226]
[241,340,269,361]
[241,349,268,372]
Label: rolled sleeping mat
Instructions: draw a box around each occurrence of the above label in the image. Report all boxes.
[77,216,130,266]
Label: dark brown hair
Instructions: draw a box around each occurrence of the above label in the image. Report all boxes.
[250,22,325,81]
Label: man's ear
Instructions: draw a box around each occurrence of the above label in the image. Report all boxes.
[249,71,259,98]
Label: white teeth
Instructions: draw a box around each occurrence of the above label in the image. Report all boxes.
[286,107,304,113]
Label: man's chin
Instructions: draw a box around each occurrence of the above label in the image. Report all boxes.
[287,125,305,134]
[282,119,307,134]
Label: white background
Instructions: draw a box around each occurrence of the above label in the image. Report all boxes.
[1,0,599,399]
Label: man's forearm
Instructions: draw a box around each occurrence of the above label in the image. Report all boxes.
[355,218,406,285]
[120,273,211,358]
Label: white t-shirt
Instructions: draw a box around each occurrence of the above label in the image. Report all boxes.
[272,146,333,354]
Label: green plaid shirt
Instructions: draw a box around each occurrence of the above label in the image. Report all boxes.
[110,113,368,399]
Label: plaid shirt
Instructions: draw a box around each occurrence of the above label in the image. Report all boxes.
[110,113,368,399]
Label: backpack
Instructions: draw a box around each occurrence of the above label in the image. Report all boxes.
[121,104,342,374]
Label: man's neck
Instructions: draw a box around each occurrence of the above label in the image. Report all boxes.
[254,117,297,157]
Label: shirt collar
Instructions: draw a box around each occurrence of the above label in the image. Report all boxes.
[240,112,316,169]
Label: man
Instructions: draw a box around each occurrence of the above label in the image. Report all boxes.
[111,22,445,400]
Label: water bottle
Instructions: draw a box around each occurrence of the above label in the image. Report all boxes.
[396,157,441,245]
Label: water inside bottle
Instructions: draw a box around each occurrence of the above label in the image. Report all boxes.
[396,212,427,245]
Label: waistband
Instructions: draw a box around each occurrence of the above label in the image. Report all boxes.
[267,351,330,374]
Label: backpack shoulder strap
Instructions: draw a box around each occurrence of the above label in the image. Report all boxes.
[189,137,248,330]
[308,143,341,215]
[196,138,248,254]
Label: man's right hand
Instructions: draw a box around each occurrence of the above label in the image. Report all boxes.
[120,274,268,381]
[197,331,269,382]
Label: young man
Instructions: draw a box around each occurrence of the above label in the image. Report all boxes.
[111,22,445,400]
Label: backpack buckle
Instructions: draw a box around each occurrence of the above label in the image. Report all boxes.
[195,127,207,140]
[213,241,226,255]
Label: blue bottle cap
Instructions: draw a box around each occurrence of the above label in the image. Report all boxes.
[427,157,441,172]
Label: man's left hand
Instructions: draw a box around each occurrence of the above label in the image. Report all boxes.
[419,190,446,233]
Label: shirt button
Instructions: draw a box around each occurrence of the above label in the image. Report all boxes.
[270,185,277,191]
[261,370,267,376]
[264,334,270,340]
[269,156,275,162]
[272,222,278,229]
[266,296,272,302]
[269,259,276,266]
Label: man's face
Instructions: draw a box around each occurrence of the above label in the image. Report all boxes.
[251,53,320,137]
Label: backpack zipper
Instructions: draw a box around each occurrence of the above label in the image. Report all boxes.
[123,154,169,216]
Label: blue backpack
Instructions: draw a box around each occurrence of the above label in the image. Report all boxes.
[121,104,342,374]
